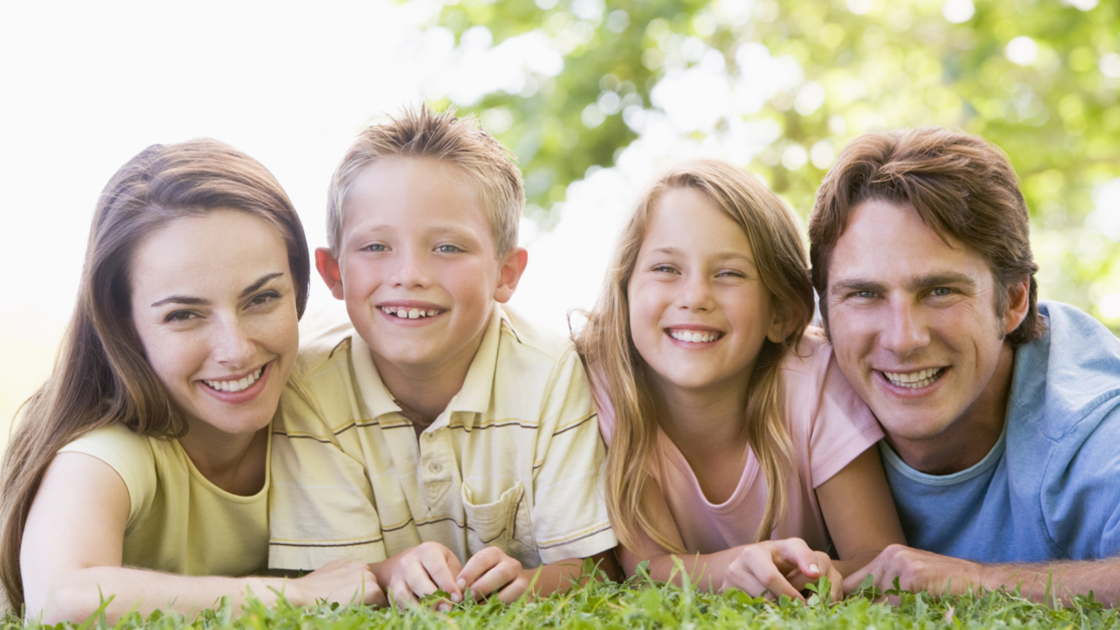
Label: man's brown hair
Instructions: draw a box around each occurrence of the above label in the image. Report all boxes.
[808,127,1043,345]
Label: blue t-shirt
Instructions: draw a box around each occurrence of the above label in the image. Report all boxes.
[883,301,1120,563]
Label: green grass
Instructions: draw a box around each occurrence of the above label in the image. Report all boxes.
[7,570,1119,630]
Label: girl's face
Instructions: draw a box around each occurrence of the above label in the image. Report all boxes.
[129,210,299,440]
[627,187,785,399]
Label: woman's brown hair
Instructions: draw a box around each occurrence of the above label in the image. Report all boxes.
[574,159,814,554]
[0,139,310,608]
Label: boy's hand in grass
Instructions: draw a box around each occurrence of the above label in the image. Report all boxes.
[843,544,983,600]
[374,541,465,609]
[290,558,386,606]
[721,538,843,602]
[455,546,531,603]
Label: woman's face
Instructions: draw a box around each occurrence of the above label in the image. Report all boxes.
[129,210,299,439]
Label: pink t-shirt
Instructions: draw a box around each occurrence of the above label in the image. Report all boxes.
[597,329,883,555]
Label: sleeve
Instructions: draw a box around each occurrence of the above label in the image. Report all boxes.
[267,382,388,571]
[58,424,156,528]
[787,337,884,487]
[1042,399,1120,559]
[529,349,618,564]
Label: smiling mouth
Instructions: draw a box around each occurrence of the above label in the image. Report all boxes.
[667,329,723,343]
[882,367,945,389]
[202,365,265,393]
[379,306,443,320]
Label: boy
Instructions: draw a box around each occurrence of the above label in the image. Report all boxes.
[269,107,616,606]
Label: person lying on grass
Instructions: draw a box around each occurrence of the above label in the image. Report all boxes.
[0,139,383,622]
[267,106,617,607]
[810,127,1120,607]
[575,159,904,602]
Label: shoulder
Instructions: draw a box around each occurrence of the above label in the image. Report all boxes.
[58,424,162,520]
[499,305,579,365]
[293,318,360,379]
[777,327,834,386]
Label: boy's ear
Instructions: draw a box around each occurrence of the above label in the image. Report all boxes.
[493,247,529,304]
[315,247,346,301]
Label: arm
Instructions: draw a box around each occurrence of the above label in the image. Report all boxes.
[22,453,383,624]
[815,445,906,576]
[843,545,1120,606]
[616,477,840,601]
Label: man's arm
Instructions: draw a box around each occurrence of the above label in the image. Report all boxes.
[844,545,1120,606]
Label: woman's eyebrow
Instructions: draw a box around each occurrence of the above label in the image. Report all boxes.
[149,272,285,308]
[239,272,285,298]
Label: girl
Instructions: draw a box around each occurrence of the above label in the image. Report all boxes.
[576,159,903,601]
[0,139,383,621]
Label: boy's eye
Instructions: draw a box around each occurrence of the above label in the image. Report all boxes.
[361,243,387,252]
[435,244,463,253]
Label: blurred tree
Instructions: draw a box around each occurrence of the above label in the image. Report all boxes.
[426,0,1120,330]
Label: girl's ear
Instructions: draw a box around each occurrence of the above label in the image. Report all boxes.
[765,304,793,344]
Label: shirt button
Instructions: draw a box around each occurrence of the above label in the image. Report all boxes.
[429,462,442,473]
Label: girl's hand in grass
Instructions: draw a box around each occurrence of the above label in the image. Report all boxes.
[720,538,843,602]
[455,546,530,603]
[289,558,386,607]
[374,541,464,609]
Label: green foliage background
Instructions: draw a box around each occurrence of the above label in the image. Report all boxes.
[426,0,1120,331]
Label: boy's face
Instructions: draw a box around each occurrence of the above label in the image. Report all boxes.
[318,157,526,377]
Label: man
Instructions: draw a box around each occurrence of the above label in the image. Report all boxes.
[808,127,1120,605]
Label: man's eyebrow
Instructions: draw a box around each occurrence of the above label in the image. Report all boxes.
[908,272,976,291]
[150,273,285,308]
[829,279,886,296]
[239,272,285,298]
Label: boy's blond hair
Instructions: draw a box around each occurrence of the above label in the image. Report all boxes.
[327,105,524,256]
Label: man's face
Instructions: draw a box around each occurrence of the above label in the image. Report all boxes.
[824,199,1027,464]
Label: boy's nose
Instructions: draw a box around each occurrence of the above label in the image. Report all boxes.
[390,250,434,289]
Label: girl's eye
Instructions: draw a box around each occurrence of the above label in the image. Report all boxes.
[164,310,197,323]
[248,290,280,307]
[651,264,678,274]
[718,270,746,279]
[435,244,463,253]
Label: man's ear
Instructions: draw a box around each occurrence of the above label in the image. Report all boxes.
[315,247,346,301]
[493,247,529,304]
[1002,277,1031,337]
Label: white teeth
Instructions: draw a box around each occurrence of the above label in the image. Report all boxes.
[204,366,264,393]
[883,367,944,388]
[381,306,440,319]
[669,330,721,343]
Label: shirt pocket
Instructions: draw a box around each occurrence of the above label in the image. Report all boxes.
[460,481,537,566]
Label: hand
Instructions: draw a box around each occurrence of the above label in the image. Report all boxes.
[289,558,386,607]
[456,546,530,603]
[379,541,464,609]
[720,538,843,602]
[843,544,983,600]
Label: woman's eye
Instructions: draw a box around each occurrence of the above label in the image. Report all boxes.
[435,244,463,253]
[248,291,280,307]
[164,310,196,323]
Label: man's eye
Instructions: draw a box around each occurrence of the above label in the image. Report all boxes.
[931,287,953,297]
[855,290,876,299]
[435,244,463,253]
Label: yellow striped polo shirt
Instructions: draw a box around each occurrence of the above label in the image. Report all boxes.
[268,305,616,570]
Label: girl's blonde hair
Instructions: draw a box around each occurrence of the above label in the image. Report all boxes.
[575,159,814,554]
[0,139,310,608]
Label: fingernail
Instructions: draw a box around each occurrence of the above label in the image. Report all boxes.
[451,593,461,603]
[809,564,820,574]
[438,603,450,612]
[457,578,466,590]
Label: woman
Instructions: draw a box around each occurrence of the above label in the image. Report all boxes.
[0,139,383,621]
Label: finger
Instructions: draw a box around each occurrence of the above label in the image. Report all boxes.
[828,568,844,602]
[420,551,463,602]
[389,578,420,610]
[467,560,522,600]
[843,563,874,595]
[404,560,442,601]
[364,582,389,607]
[456,547,502,589]
[733,552,804,602]
[495,574,531,604]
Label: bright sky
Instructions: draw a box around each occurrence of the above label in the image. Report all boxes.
[0,1,645,444]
